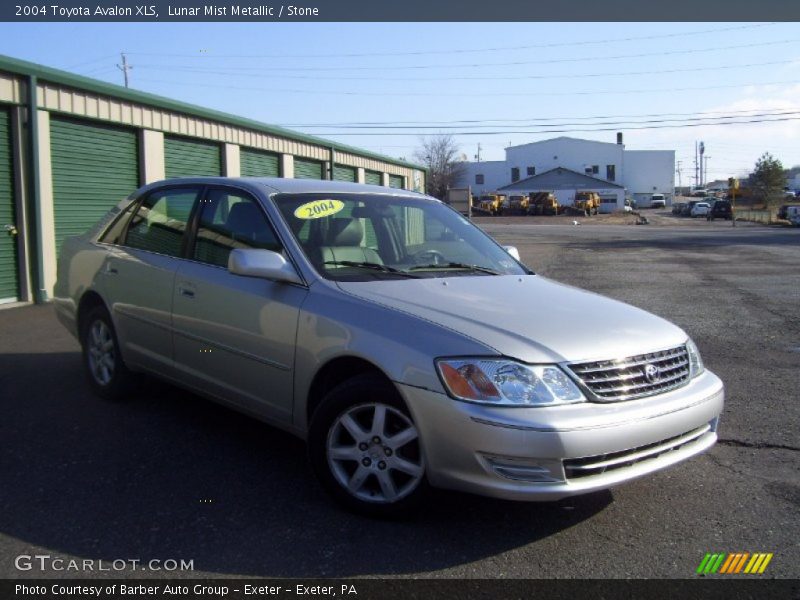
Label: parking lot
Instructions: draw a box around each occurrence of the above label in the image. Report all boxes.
[1,219,798,579]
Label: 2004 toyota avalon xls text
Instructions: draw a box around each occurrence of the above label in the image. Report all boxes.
[54,178,724,516]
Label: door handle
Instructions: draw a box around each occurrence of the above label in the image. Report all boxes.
[105,264,118,275]
[178,287,195,298]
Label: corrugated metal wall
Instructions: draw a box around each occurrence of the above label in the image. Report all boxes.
[294,157,324,180]
[333,165,356,182]
[365,170,382,186]
[164,136,221,178]
[240,148,280,177]
[50,117,139,253]
[389,174,404,189]
[0,107,18,301]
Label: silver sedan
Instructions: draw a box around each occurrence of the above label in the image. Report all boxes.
[54,178,724,516]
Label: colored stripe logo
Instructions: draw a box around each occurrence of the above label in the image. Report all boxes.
[696,552,773,575]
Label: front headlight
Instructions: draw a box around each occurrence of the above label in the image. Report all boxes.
[436,358,585,407]
[686,338,705,378]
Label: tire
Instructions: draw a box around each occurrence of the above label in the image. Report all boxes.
[80,305,138,401]
[308,374,428,518]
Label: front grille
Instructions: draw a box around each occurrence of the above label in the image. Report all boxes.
[568,345,690,402]
[563,425,711,480]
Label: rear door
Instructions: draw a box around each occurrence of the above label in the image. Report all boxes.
[101,186,201,376]
[171,186,308,422]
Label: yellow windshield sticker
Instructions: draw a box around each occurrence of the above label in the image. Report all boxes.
[294,199,345,220]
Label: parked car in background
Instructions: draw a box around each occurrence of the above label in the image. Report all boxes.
[672,202,685,215]
[650,194,667,209]
[691,188,708,197]
[707,200,733,221]
[681,200,703,216]
[52,177,724,516]
[691,202,711,218]
[777,204,800,220]
[784,206,800,226]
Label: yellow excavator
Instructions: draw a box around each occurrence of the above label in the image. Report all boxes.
[573,191,601,216]
[506,195,532,215]
[474,193,507,216]
[528,192,559,216]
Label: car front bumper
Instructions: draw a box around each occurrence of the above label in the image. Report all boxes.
[398,370,724,501]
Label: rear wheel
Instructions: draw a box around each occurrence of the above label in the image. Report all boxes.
[308,374,428,517]
[80,305,138,401]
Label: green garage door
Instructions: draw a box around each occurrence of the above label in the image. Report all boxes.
[365,170,382,186]
[294,157,324,180]
[241,148,280,177]
[333,165,356,182]
[165,136,221,178]
[51,118,139,253]
[389,174,404,189]
[0,108,18,301]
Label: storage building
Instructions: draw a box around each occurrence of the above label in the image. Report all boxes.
[0,55,425,304]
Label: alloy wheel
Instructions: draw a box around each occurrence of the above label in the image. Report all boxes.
[326,403,424,504]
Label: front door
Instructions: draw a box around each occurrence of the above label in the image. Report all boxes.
[171,187,307,423]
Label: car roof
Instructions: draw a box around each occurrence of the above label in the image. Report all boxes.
[140,176,428,198]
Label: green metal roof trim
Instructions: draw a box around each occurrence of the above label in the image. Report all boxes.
[0,54,423,172]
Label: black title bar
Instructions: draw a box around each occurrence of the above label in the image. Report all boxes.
[2,0,800,22]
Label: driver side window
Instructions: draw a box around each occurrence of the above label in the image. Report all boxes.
[192,189,282,268]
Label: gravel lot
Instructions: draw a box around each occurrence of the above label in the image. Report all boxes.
[1,219,798,579]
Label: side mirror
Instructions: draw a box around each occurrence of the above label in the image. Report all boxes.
[228,249,303,285]
[503,245,521,261]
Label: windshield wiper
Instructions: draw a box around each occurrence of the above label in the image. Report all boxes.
[324,260,421,278]
[406,262,500,275]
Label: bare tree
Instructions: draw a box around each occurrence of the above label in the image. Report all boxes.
[413,134,465,200]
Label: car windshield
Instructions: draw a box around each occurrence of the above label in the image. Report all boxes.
[272,192,529,281]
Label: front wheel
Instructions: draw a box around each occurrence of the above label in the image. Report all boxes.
[308,375,428,517]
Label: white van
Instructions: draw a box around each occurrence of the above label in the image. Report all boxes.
[650,194,666,209]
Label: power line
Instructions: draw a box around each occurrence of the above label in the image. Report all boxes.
[299,116,800,136]
[284,110,800,131]
[134,77,800,98]
[123,23,777,59]
[136,38,799,74]
[135,58,798,81]
[280,107,800,127]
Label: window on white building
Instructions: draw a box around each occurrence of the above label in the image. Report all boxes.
[475,174,484,185]
[511,167,520,182]
[606,165,616,181]
[592,165,599,174]
[527,166,535,177]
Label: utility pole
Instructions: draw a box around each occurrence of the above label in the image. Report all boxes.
[676,160,682,193]
[694,142,699,189]
[699,141,705,187]
[703,156,711,187]
[475,143,482,162]
[116,52,132,88]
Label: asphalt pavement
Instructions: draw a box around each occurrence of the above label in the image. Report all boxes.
[1,218,798,579]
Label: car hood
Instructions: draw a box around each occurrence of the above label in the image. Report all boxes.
[336,274,687,364]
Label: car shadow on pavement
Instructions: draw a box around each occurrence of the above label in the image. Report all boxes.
[0,350,612,578]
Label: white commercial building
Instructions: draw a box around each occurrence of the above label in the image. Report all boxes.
[456,134,675,211]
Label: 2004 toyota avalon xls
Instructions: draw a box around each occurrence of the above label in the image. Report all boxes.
[54,178,724,516]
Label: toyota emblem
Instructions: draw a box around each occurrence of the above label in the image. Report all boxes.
[643,363,661,383]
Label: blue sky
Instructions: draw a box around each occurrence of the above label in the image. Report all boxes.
[1,21,799,181]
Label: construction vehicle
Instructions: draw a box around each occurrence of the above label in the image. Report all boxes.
[473,193,507,216]
[573,191,601,216]
[506,195,531,215]
[528,192,559,216]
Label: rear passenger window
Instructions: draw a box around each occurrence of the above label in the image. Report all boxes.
[124,188,199,257]
[193,188,282,268]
